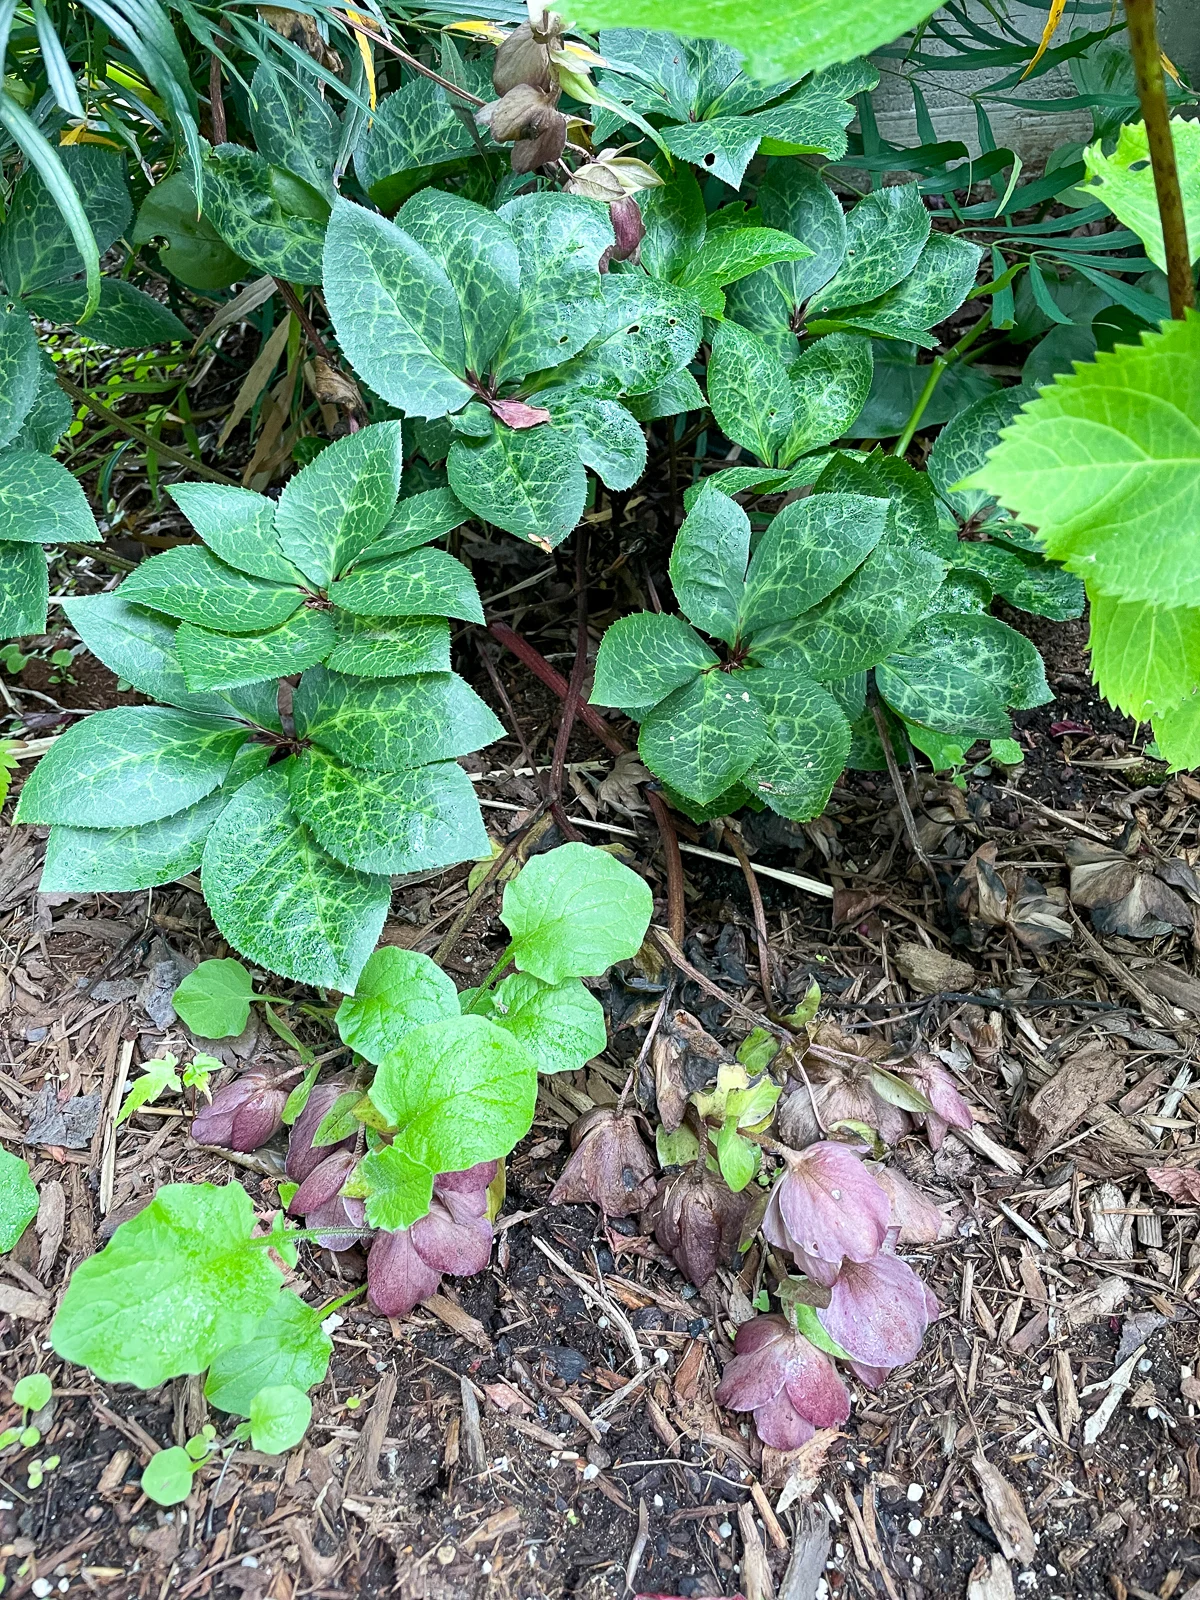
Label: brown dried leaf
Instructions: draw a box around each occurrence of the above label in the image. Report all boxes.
[967,1554,1016,1600]
[1020,1045,1123,1159]
[971,1454,1036,1565]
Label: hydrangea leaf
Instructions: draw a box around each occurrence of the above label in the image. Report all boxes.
[1082,119,1200,275]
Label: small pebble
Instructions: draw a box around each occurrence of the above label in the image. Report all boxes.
[581,1463,600,1481]
[1046,1566,1057,1577]
[906,1484,923,1503]
[653,1495,664,1509]
[436,1547,455,1566]
[907,1519,922,1536]
[718,1521,732,1539]
[31,1582,51,1599]
[1138,1358,1153,1373]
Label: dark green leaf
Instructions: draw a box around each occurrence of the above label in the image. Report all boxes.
[324,614,451,679]
[899,612,1051,708]
[927,384,1039,521]
[779,333,874,462]
[0,144,131,298]
[640,172,707,283]
[175,610,335,690]
[639,671,766,804]
[360,488,470,562]
[668,481,750,644]
[877,655,1012,738]
[0,543,48,637]
[202,145,328,285]
[0,302,39,452]
[248,60,340,198]
[707,319,795,466]
[814,450,954,557]
[24,278,190,347]
[810,184,930,313]
[591,611,716,712]
[119,546,304,635]
[543,393,647,492]
[813,234,981,347]
[132,172,250,293]
[493,192,613,383]
[274,422,402,587]
[294,665,502,772]
[741,491,888,634]
[743,668,851,820]
[562,275,702,399]
[170,484,303,584]
[448,423,587,550]
[330,547,482,624]
[0,451,101,545]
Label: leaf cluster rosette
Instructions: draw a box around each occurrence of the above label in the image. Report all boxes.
[16,422,502,992]
[590,31,875,192]
[592,457,1056,808]
[321,187,702,548]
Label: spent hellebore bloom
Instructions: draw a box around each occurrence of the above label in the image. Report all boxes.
[566,150,661,267]
[816,1250,939,1388]
[648,1164,749,1289]
[867,1162,948,1245]
[288,1149,367,1251]
[762,1140,890,1286]
[191,1071,285,1152]
[368,1162,498,1317]
[715,1313,850,1450]
[285,1078,354,1184]
[549,1108,656,1216]
[903,1054,974,1150]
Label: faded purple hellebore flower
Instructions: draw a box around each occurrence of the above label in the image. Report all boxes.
[549,1107,656,1217]
[288,1149,366,1251]
[761,1140,890,1286]
[285,1078,353,1184]
[904,1053,974,1150]
[816,1249,939,1388]
[715,1313,850,1450]
[648,1164,749,1289]
[191,1071,285,1153]
[368,1162,498,1317]
[867,1162,948,1245]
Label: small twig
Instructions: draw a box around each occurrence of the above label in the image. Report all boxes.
[1123,0,1194,317]
[646,790,686,946]
[650,927,789,1037]
[208,53,227,144]
[57,374,237,486]
[273,279,339,369]
[616,978,675,1115]
[548,528,590,842]
[532,1237,645,1372]
[333,11,488,106]
[99,1038,135,1216]
[868,680,941,899]
[720,819,774,1015]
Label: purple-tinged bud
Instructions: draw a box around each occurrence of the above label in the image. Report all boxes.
[478,85,567,173]
[288,1149,366,1251]
[549,1108,656,1217]
[761,1141,890,1287]
[904,1054,973,1150]
[367,1226,442,1316]
[816,1251,939,1388]
[715,1313,850,1450]
[601,196,645,269]
[285,1078,353,1183]
[867,1163,949,1245]
[648,1165,749,1290]
[191,1072,285,1152]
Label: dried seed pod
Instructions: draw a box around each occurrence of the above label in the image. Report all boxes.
[478,85,568,173]
[648,1164,749,1289]
[549,1108,656,1217]
[191,1072,285,1153]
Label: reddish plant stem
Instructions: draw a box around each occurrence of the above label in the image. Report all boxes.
[720,819,774,1015]
[273,280,338,368]
[547,529,590,842]
[1123,0,1195,317]
[208,53,227,144]
[489,618,686,943]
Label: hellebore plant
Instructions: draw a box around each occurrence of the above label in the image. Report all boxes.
[715,1313,850,1451]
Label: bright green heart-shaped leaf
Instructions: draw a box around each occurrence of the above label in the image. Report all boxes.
[716,1118,758,1192]
[16,707,247,828]
[294,665,503,771]
[501,843,654,983]
[668,482,750,644]
[205,1289,332,1417]
[590,611,717,713]
[12,1373,51,1413]
[141,1447,195,1507]
[336,946,459,1066]
[201,766,390,993]
[0,1148,38,1253]
[172,958,256,1040]
[51,1182,284,1388]
[249,1384,312,1454]
[482,972,607,1075]
[1082,119,1200,275]
[288,749,488,876]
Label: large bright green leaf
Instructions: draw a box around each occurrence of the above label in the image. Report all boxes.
[205,1288,332,1417]
[274,422,402,587]
[335,947,459,1066]
[1083,119,1200,275]
[366,1015,538,1226]
[51,1183,283,1388]
[201,766,390,992]
[501,843,654,984]
[16,707,247,827]
[294,665,502,771]
[967,317,1200,609]
[288,749,488,875]
[477,972,607,1076]
[591,611,716,712]
[249,1384,311,1454]
[0,1148,38,1253]
[1088,591,1200,720]
[322,198,472,419]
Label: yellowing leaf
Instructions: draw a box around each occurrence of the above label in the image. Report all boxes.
[1019,0,1066,82]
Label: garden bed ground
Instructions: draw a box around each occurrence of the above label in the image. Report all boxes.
[4,601,1200,1600]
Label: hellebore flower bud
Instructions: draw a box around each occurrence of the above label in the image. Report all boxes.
[492,18,560,95]
[367,1164,497,1317]
[904,1054,973,1150]
[478,85,567,174]
[285,1078,353,1184]
[816,1250,939,1388]
[191,1072,285,1152]
[648,1164,749,1289]
[761,1141,890,1287]
[818,1071,911,1147]
[601,196,645,268]
[715,1313,850,1450]
[867,1162,948,1245]
[288,1149,366,1251]
[549,1108,656,1217]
